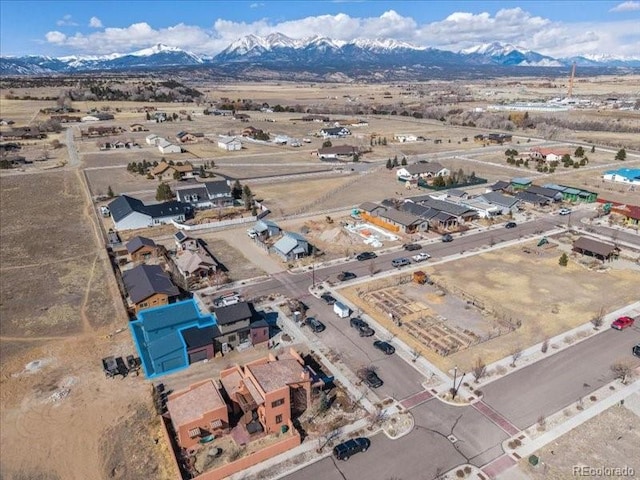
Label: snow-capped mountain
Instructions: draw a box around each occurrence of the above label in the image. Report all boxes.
[460,41,563,67]
[1,35,639,76]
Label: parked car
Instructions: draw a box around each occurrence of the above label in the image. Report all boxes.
[356,251,377,261]
[558,208,572,216]
[350,317,374,336]
[373,340,395,355]
[611,316,635,330]
[505,222,517,229]
[337,271,357,282]
[333,437,370,461]
[442,234,454,242]
[320,293,337,305]
[305,317,326,333]
[391,257,411,268]
[246,228,257,239]
[633,343,640,357]
[403,243,422,251]
[361,369,383,388]
[412,252,431,262]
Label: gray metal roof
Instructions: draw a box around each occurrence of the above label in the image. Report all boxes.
[379,208,423,226]
[273,232,308,255]
[573,236,617,257]
[480,192,520,208]
[405,162,446,175]
[122,264,179,304]
[515,191,550,205]
[525,185,562,199]
[108,195,190,222]
[409,196,476,217]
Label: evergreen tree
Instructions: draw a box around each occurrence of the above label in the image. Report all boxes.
[590,145,595,153]
[574,146,584,158]
[242,185,253,210]
[615,148,626,161]
[401,157,407,166]
[386,158,393,169]
[559,253,568,267]
[156,183,173,201]
[107,185,114,198]
[231,180,242,199]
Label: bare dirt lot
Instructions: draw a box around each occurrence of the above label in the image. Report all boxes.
[520,401,640,480]
[0,172,174,480]
[341,241,640,373]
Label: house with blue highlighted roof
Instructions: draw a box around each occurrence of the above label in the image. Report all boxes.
[130,299,271,379]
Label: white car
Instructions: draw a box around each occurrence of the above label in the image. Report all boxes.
[558,208,572,216]
[247,228,257,238]
[412,252,431,262]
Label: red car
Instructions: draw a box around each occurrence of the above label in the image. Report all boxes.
[611,316,635,330]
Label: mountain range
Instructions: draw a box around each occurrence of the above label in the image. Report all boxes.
[2,33,640,76]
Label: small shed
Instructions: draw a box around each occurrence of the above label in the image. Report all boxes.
[572,236,619,262]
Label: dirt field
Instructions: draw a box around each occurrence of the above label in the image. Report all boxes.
[520,402,640,480]
[0,172,174,480]
[341,241,640,373]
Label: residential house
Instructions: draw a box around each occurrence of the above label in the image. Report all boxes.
[487,180,512,193]
[217,136,242,151]
[317,145,359,160]
[542,184,598,203]
[273,135,289,145]
[175,180,233,208]
[394,134,418,143]
[273,232,310,261]
[108,195,191,230]
[130,124,148,132]
[320,127,350,138]
[358,202,387,217]
[528,147,570,163]
[167,379,230,449]
[2,155,29,167]
[81,126,123,137]
[129,299,219,378]
[174,231,199,251]
[52,115,81,123]
[572,236,619,262]
[524,185,563,202]
[151,161,193,180]
[122,264,180,313]
[81,113,115,122]
[154,112,168,123]
[175,131,202,143]
[378,208,429,234]
[479,191,521,214]
[175,248,219,282]
[515,191,550,206]
[254,220,281,240]
[242,126,263,137]
[510,177,532,191]
[157,139,182,154]
[146,134,161,145]
[233,113,251,121]
[407,195,478,223]
[0,128,46,141]
[460,198,501,218]
[219,348,311,435]
[396,162,450,181]
[602,168,640,186]
[125,236,159,262]
[474,133,512,144]
[596,200,640,227]
[213,301,261,350]
[302,114,330,122]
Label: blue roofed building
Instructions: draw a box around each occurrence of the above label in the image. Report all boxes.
[602,168,640,186]
[130,299,218,378]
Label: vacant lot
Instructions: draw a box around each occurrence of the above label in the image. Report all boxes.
[521,401,640,480]
[0,171,173,480]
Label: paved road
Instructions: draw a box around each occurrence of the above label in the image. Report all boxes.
[482,325,640,429]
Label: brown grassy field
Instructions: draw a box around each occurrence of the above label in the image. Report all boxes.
[0,172,173,480]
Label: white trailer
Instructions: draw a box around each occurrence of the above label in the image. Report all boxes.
[333,301,350,318]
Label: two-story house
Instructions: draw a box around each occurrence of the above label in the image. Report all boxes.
[175,180,233,209]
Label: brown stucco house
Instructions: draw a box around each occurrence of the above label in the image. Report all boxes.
[122,264,180,313]
[167,379,230,449]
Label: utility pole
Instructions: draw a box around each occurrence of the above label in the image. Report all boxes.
[311,263,315,288]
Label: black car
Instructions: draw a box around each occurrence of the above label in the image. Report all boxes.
[633,343,640,358]
[320,293,337,305]
[505,222,517,229]
[305,317,326,333]
[350,317,369,329]
[373,340,395,355]
[356,251,377,261]
[333,437,370,461]
[403,243,422,251]
[337,271,357,281]
[350,317,375,337]
[362,369,383,388]
[442,234,453,242]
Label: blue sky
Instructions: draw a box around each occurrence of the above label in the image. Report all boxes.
[1,1,639,57]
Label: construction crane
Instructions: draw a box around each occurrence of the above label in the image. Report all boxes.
[567,62,576,99]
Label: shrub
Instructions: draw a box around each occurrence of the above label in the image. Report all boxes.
[456,469,465,478]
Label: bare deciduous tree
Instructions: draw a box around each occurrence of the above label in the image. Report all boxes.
[591,307,605,330]
[611,360,635,385]
[510,347,523,367]
[541,337,550,353]
[472,357,487,383]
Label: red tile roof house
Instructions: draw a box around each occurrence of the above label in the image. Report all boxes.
[167,379,230,449]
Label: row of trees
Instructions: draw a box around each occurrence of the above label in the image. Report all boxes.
[385,156,407,169]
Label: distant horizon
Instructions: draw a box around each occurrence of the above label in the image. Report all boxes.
[1,1,639,58]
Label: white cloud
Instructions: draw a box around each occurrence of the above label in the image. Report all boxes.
[42,9,640,58]
[610,1,640,12]
[249,2,264,8]
[89,16,103,28]
[56,14,78,27]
